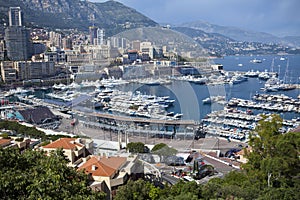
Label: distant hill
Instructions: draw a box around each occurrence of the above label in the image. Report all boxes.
[115,27,209,58]
[179,20,300,47]
[282,36,300,47]
[172,26,299,56]
[173,26,234,43]
[0,0,158,36]
[172,26,234,56]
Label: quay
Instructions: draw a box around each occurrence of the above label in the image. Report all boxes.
[74,111,201,139]
[85,111,196,126]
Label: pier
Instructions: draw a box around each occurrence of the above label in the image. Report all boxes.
[68,109,203,141]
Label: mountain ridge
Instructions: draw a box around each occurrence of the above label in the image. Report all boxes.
[0,0,158,36]
[178,20,300,47]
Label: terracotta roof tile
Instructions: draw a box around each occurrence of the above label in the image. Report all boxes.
[78,156,128,177]
[99,156,127,170]
[43,138,83,150]
[0,139,11,147]
[78,157,116,177]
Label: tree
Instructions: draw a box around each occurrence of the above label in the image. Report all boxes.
[243,114,300,189]
[114,179,153,200]
[151,143,178,162]
[166,180,203,199]
[0,147,105,199]
[151,143,168,152]
[127,142,149,153]
[201,114,300,200]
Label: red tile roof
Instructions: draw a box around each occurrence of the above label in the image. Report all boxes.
[78,156,116,177]
[0,139,11,147]
[78,156,127,177]
[43,138,83,150]
[99,156,127,170]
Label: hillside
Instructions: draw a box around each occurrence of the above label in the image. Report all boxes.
[179,20,300,47]
[179,20,281,43]
[115,27,209,58]
[0,0,158,36]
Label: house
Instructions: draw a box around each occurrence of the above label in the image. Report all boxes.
[77,154,143,199]
[40,138,93,165]
[0,138,12,148]
[0,137,31,150]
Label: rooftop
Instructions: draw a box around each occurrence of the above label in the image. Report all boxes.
[43,138,83,150]
[77,156,127,177]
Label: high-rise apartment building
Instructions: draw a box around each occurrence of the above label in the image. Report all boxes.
[4,7,33,61]
[89,26,98,45]
[89,26,105,45]
[9,7,23,26]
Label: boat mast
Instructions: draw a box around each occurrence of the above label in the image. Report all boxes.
[270,58,274,73]
[283,59,289,84]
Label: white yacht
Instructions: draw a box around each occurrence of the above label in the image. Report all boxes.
[250,58,262,63]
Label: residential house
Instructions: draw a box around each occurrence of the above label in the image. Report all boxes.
[41,138,93,165]
[77,154,143,199]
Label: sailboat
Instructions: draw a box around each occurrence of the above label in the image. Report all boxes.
[278,59,296,91]
[264,58,281,92]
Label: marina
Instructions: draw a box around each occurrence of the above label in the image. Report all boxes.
[1,55,300,143]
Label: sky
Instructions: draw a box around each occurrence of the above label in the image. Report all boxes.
[91,0,300,37]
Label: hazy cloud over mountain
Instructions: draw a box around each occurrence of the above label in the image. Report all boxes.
[91,0,300,37]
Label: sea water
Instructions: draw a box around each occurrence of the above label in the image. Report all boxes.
[118,55,300,121]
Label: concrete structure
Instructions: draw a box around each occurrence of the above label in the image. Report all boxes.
[110,37,127,49]
[15,61,55,80]
[0,137,31,151]
[5,26,33,61]
[8,7,23,27]
[0,61,17,82]
[49,31,62,48]
[1,60,56,82]
[132,40,141,51]
[89,26,98,45]
[96,29,105,46]
[44,50,66,63]
[5,7,32,61]
[62,37,73,50]
[140,42,153,60]
[0,41,5,60]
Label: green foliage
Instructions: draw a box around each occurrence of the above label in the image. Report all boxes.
[151,143,167,152]
[151,143,177,157]
[0,147,105,199]
[114,179,203,200]
[0,132,10,139]
[243,114,300,188]
[127,142,149,153]
[114,179,154,200]
[166,180,203,199]
[14,137,24,142]
[0,0,157,35]
[114,115,300,200]
[0,120,72,143]
[0,120,46,140]
[201,114,300,200]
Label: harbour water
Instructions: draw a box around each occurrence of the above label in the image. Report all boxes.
[3,54,299,141]
[117,54,300,121]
